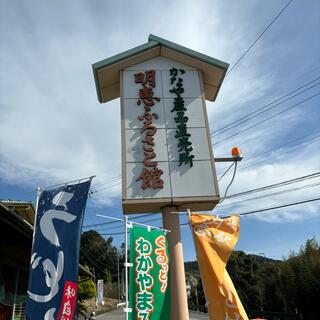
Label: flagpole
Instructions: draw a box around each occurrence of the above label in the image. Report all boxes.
[31,187,41,245]
[96,213,170,232]
[35,187,41,213]
[186,209,196,247]
[124,215,129,320]
[42,175,95,190]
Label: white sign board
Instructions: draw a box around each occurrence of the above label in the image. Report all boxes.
[121,57,219,213]
[97,279,104,305]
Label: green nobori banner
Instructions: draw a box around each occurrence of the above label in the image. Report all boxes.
[129,225,170,320]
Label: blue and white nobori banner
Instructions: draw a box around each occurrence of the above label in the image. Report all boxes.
[26,179,92,320]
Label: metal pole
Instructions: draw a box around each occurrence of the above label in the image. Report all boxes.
[12,268,20,320]
[117,250,120,304]
[42,175,95,190]
[35,187,41,211]
[162,206,189,320]
[32,187,41,240]
[96,214,170,232]
[124,215,129,320]
[122,268,125,299]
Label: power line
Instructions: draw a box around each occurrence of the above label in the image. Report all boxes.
[90,180,121,194]
[226,0,294,75]
[211,77,320,136]
[90,82,320,195]
[117,194,320,229]
[81,246,120,275]
[83,219,122,230]
[224,171,320,200]
[88,81,320,196]
[84,184,320,239]
[85,172,320,230]
[180,196,320,224]
[84,250,109,271]
[83,172,320,235]
[214,92,320,145]
[87,81,320,196]
[100,231,124,236]
[215,128,320,177]
[216,131,320,181]
[92,175,121,188]
[219,181,320,209]
[237,132,320,171]
[80,249,108,275]
[87,194,320,234]
[90,82,320,200]
[216,132,320,179]
[85,173,320,231]
[87,84,320,195]
[234,196,320,217]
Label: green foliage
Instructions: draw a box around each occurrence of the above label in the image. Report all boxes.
[186,237,320,318]
[80,230,123,281]
[77,301,88,318]
[227,251,261,310]
[78,266,96,302]
[104,268,112,284]
[279,237,320,319]
[257,263,287,312]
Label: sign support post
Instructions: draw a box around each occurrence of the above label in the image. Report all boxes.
[162,206,189,320]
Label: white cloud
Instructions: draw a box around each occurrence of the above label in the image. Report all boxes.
[215,136,320,223]
[0,0,319,225]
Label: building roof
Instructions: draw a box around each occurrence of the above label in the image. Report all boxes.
[92,34,229,103]
[0,200,95,278]
[0,202,33,238]
[0,199,35,225]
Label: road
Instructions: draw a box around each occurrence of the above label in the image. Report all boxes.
[96,308,209,319]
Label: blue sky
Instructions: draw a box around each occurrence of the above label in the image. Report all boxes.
[1,0,319,261]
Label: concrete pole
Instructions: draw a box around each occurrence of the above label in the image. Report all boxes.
[162,206,189,320]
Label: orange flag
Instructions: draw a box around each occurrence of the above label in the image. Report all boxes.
[189,214,248,320]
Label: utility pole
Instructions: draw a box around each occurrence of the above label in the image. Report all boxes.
[117,250,120,303]
[122,268,125,300]
[92,267,97,306]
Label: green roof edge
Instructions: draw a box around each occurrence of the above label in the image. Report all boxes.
[92,40,159,103]
[148,34,229,71]
[148,34,229,102]
[92,34,229,103]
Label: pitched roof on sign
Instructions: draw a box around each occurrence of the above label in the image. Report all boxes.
[92,34,229,103]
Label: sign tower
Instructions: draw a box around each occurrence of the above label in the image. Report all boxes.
[92,34,229,319]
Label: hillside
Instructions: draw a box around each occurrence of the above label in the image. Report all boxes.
[184,239,320,319]
[185,250,279,274]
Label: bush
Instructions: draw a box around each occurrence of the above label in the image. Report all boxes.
[78,274,96,302]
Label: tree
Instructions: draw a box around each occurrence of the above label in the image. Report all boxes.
[280,237,320,319]
[185,237,320,318]
[104,268,112,284]
[257,263,287,312]
[227,251,261,310]
[80,230,118,281]
[78,266,96,302]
